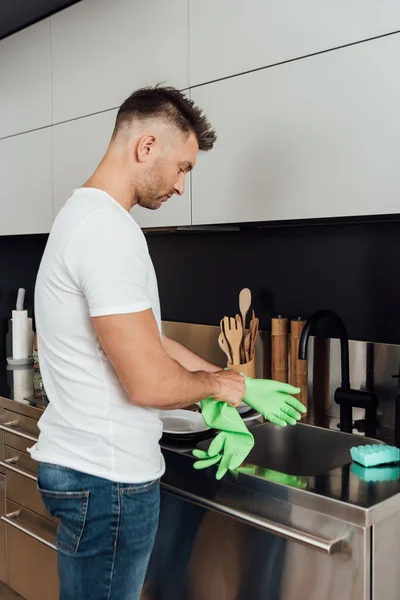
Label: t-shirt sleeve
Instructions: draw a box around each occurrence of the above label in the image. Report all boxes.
[65,208,152,318]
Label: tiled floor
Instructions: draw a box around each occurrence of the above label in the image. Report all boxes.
[0,582,24,600]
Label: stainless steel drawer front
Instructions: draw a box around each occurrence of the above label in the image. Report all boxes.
[0,410,39,443]
[0,446,38,480]
[162,484,349,556]
[2,510,56,551]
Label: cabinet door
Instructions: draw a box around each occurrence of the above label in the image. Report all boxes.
[0,20,51,139]
[191,34,400,225]
[51,0,188,123]
[53,110,191,227]
[189,0,400,86]
[0,129,53,235]
[53,110,117,215]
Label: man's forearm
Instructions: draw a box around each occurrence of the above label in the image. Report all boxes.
[162,335,220,374]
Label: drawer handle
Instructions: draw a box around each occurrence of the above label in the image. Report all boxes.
[0,459,37,481]
[162,484,349,556]
[0,422,37,443]
[1,511,56,551]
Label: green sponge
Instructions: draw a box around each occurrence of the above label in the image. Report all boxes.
[350,444,400,468]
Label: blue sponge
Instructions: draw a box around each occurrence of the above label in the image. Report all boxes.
[350,444,400,468]
[351,462,400,482]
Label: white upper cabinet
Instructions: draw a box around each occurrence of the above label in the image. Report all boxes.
[189,0,400,86]
[0,19,51,138]
[52,110,117,216]
[0,129,53,235]
[52,110,191,228]
[191,34,400,225]
[51,0,189,123]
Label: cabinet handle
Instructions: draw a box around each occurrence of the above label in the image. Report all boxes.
[1,511,56,551]
[0,422,37,443]
[0,459,37,481]
[162,484,349,556]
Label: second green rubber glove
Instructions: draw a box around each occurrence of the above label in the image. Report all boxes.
[193,399,254,480]
[243,377,306,426]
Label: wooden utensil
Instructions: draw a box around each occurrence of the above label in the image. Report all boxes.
[239,288,251,360]
[218,332,232,364]
[223,316,243,365]
[239,288,251,328]
[235,313,245,362]
[243,331,251,362]
[220,318,233,363]
[248,316,259,360]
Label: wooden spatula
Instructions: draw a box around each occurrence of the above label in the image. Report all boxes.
[239,288,251,361]
[223,316,243,365]
[218,332,232,364]
[249,316,259,360]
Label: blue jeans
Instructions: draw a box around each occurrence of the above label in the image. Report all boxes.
[37,463,160,600]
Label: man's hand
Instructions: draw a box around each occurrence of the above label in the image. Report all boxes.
[211,370,245,408]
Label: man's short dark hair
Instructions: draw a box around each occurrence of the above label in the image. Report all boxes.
[113,85,216,151]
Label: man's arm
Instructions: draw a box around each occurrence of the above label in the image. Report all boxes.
[162,335,220,374]
[93,309,244,410]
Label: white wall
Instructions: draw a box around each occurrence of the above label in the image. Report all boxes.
[1,0,400,234]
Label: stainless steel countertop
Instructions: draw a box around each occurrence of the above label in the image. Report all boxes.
[2,360,400,529]
[161,422,400,528]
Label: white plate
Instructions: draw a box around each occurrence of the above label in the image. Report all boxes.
[243,412,261,423]
[160,409,209,435]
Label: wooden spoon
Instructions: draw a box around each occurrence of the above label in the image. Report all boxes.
[239,288,251,326]
[223,316,243,365]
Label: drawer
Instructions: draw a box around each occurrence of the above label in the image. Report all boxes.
[3,445,38,477]
[3,500,58,600]
[0,410,39,444]
[4,431,33,454]
[6,468,57,524]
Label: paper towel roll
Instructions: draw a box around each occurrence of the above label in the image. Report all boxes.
[12,367,34,402]
[12,310,30,360]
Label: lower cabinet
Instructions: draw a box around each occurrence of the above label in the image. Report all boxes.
[4,500,58,600]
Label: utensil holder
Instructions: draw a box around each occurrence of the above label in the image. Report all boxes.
[227,355,256,378]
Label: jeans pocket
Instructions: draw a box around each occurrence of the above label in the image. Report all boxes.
[120,478,160,495]
[38,488,90,554]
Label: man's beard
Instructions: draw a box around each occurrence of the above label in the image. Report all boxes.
[135,162,167,210]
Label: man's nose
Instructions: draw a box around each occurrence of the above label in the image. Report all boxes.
[173,179,185,196]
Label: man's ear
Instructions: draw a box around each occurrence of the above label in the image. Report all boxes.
[137,133,157,163]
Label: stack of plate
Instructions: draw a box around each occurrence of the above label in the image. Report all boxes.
[160,409,261,441]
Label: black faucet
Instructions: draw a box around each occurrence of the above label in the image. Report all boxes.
[298,309,378,437]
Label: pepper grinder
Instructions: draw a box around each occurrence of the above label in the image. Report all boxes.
[290,318,308,417]
[271,316,288,383]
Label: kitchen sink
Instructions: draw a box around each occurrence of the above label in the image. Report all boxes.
[197,422,383,477]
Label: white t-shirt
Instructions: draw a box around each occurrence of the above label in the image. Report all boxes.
[29,188,165,483]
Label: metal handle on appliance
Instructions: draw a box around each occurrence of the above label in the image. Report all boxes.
[1,511,56,551]
[162,484,348,556]
[0,459,37,481]
[0,422,37,442]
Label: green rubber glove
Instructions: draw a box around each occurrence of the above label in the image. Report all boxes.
[243,377,306,426]
[235,465,308,489]
[192,399,254,480]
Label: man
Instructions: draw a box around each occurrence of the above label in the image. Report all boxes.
[29,86,245,600]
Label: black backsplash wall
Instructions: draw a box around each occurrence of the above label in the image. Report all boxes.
[0,219,400,358]
[0,234,48,358]
[147,219,400,345]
